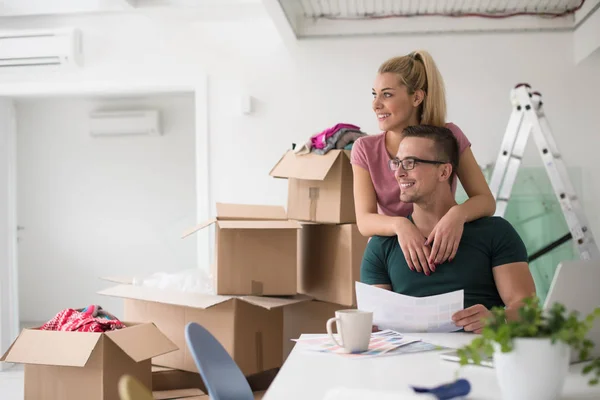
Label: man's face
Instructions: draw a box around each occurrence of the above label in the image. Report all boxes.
[393,137,447,204]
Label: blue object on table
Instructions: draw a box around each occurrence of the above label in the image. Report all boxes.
[411,379,471,399]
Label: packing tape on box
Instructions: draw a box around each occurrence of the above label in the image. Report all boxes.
[251,280,264,296]
[255,331,263,372]
[309,187,319,221]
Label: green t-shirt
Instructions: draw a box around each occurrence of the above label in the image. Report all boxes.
[360,216,528,310]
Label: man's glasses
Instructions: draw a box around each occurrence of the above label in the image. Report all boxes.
[388,157,447,172]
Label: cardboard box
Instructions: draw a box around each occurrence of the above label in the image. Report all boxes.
[283,300,348,361]
[152,366,206,392]
[98,282,311,377]
[270,150,356,224]
[153,388,265,400]
[153,388,206,400]
[298,223,368,306]
[153,390,265,400]
[152,366,274,399]
[182,203,301,296]
[0,323,177,400]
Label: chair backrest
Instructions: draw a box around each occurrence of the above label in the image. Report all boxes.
[118,375,154,400]
[184,322,254,400]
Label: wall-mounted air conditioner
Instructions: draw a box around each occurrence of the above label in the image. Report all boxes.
[0,28,83,68]
[89,110,162,137]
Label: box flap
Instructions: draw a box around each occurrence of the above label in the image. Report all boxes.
[269,150,341,181]
[181,219,217,239]
[100,276,134,284]
[152,365,173,373]
[239,294,312,310]
[153,389,205,400]
[98,284,233,309]
[217,220,301,230]
[216,203,287,221]
[98,284,312,311]
[1,329,102,367]
[105,323,178,362]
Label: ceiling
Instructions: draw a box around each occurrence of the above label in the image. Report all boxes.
[0,0,596,38]
[0,0,261,17]
[293,0,584,20]
[274,0,595,38]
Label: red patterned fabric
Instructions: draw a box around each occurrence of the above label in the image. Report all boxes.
[41,306,124,332]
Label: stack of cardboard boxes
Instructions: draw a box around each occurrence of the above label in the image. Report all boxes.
[270,149,369,358]
[97,202,310,394]
[1,147,369,399]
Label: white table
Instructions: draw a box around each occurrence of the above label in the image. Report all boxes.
[264,333,600,400]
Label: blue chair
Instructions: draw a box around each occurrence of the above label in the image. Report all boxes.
[184,322,255,400]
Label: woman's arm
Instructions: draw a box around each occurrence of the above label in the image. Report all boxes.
[426,147,496,264]
[453,147,496,222]
[352,164,407,237]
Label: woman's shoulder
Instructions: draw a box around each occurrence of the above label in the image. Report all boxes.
[444,122,462,134]
[444,122,471,144]
[355,132,385,147]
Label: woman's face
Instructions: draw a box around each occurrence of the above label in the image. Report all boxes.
[372,72,422,133]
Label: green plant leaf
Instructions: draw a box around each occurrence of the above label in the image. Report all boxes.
[455,295,600,387]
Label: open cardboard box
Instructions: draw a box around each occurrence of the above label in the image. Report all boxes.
[1,322,177,400]
[152,365,206,392]
[99,278,311,377]
[151,366,274,399]
[182,203,301,296]
[153,388,265,400]
[153,388,206,399]
[270,150,355,224]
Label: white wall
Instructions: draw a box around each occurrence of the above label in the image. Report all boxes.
[0,99,18,364]
[208,27,600,240]
[1,8,600,319]
[16,94,196,321]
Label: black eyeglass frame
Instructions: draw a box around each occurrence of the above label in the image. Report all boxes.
[388,157,448,171]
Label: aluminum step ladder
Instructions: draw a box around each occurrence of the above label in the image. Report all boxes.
[489,83,599,261]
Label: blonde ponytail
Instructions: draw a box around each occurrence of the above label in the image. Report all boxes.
[378,50,447,127]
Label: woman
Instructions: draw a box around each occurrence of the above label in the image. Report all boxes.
[351,50,495,275]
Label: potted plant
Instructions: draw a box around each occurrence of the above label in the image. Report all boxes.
[457,296,600,400]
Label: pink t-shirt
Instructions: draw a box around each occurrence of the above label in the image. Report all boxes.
[350,123,471,217]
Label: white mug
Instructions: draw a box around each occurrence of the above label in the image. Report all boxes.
[326,309,373,353]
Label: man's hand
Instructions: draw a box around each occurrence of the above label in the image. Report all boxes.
[452,304,492,334]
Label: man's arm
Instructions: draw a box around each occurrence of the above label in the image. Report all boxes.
[452,263,535,332]
[373,284,392,290]
[493,261,537,321]
[452,218,535,333]
[360,236,392,290]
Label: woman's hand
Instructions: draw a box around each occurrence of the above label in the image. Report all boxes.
[425,205,466,265]
[395,219,433,275]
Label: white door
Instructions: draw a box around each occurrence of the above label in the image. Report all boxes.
[0,98,18,370]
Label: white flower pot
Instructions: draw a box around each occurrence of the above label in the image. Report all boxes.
[493,338,570,400]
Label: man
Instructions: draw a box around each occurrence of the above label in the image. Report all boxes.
[360,125,536,333]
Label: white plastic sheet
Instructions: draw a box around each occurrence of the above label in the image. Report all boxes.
[132,268,215,295]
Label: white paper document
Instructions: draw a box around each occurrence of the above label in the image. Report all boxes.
[355,282,464,333]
